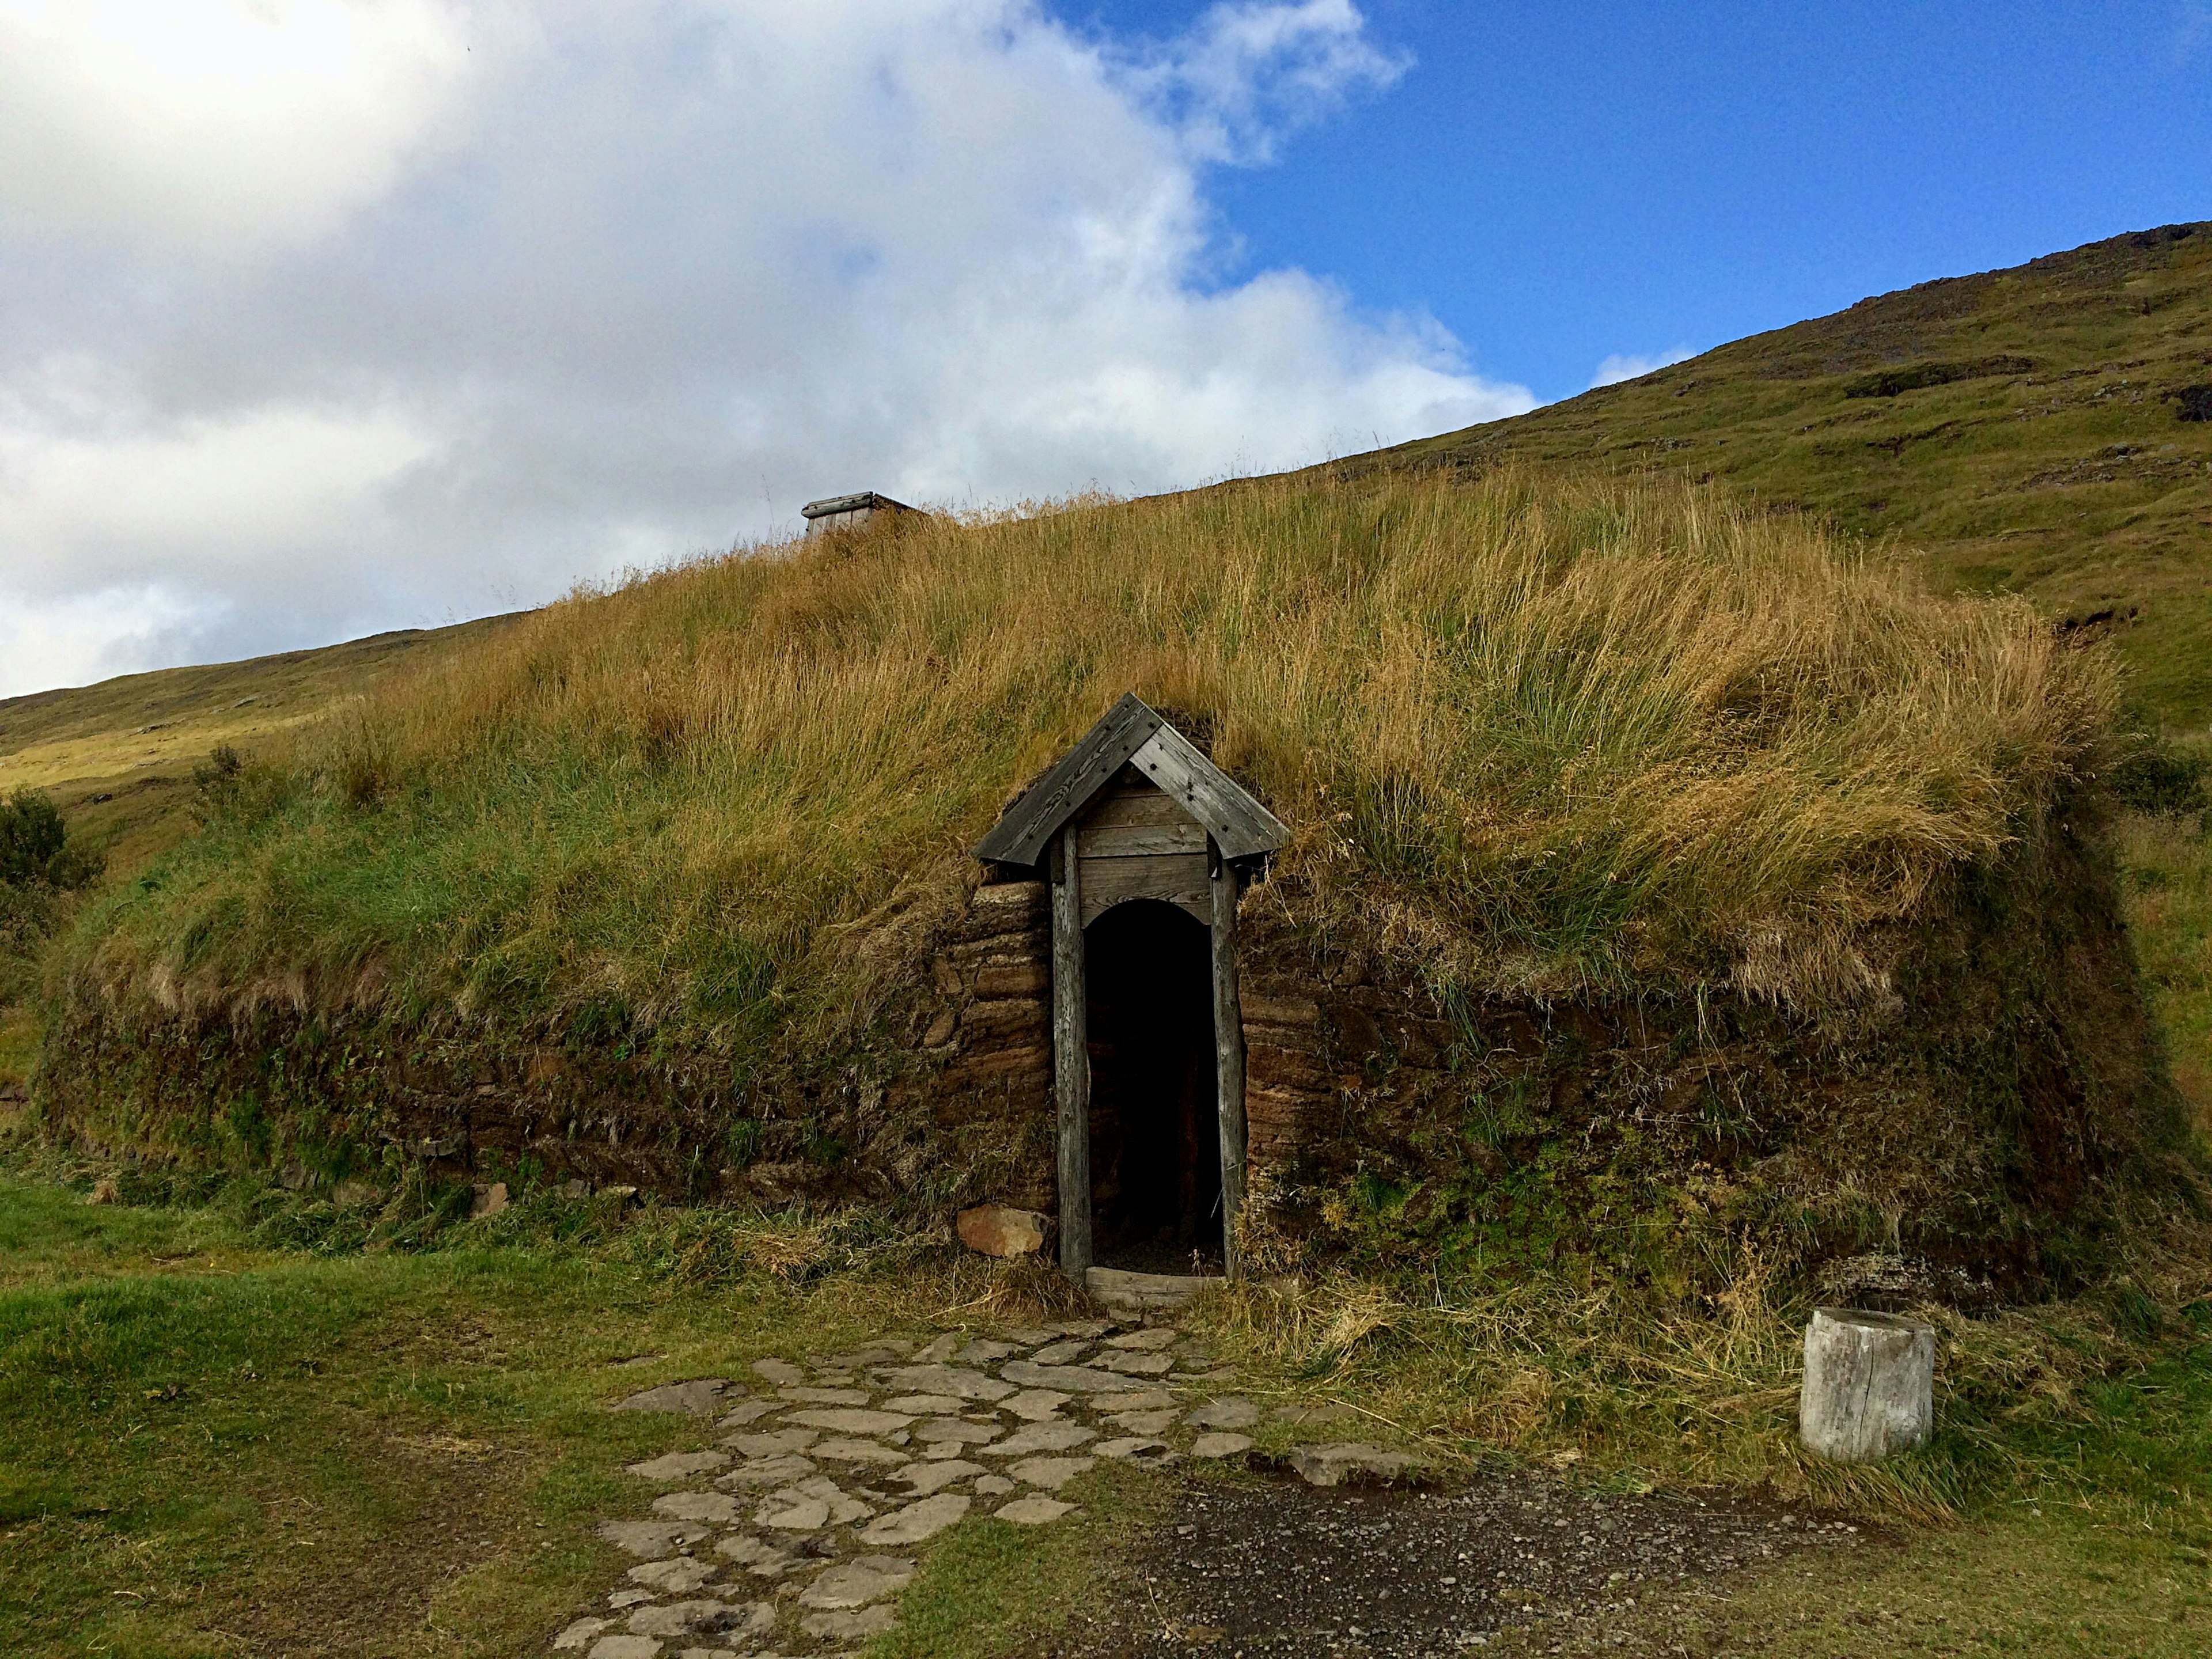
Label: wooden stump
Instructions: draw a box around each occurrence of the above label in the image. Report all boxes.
[1800,1307,1935,1464]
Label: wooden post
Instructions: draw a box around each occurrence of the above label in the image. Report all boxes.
[1051,823,1093,1281]
[1800,1308,1934,1463]
[1209,838,1248,1282]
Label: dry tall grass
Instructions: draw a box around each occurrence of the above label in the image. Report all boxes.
[78,469,2114,1040]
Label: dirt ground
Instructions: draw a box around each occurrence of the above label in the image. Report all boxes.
[1049,1470,1862,1657]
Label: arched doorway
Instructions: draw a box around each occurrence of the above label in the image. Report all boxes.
[1084,899,1222,1271]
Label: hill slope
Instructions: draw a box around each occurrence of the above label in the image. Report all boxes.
[32,472,2188,1291]
[0,616,520,876]
[1374,222,2212,726]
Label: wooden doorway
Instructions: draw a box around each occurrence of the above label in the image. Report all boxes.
[972,694,1288,1284]
[1084,899,1222,1272]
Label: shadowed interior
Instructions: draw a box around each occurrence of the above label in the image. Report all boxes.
[1083,899,1221,1271]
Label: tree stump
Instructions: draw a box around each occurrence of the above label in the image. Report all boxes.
[1800,1307,1935,1464]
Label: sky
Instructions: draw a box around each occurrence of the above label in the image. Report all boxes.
[1,1,2207,699]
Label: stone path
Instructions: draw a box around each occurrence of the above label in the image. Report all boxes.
[559,1321,1344,1658]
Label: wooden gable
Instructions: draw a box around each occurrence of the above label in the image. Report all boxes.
[974,693,1289,869]
[1074,770,1210,925]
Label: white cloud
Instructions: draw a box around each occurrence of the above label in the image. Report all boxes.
[0,0,471,253]
[1590,346,1698,389]
[1113,0,1412,165]
[0,1,1533,697]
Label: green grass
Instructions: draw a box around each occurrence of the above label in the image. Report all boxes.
[62,469,2113,1048]
[0,614,520,882]
[5,1153,2210,1658]
[1384,220,2212,729]
[0,1146,1180,1659]
[2119,796,2212,1123]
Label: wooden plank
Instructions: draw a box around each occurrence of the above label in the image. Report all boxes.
[1077,820,1207,859]
[1128,725,1289,861]
[1210,839,1248,1282]
[1078,851,1209,926]
[974,694,1163,866]
[1051,825,1093,1280]
[1081,786,1186,830]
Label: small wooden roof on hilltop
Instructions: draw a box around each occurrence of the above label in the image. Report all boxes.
[974,694,1289,868]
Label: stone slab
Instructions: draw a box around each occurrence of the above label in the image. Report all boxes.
[596,1518,711,1558]
[786,1408,914,1435]
[627,1556,719,1593]
[995,1495,1075,1525]
[627,1600,772,1640]
[713,1399,781,1429]
[751,1357,806,1386]
[797,1554,917,1609]
[810,1436,910,1467]
[1094,1437,1174,1463]
[1104,1328,1181,1351]
[983,1421,1097,1457]
[857,1493,969,1545]
[1190,1432,1253,1459]
[715,1453,818,1487]
[892,1458,985,1495]
[997,1360,1151,1395]
[1001,1388,1072,1421]
[912,1416,1000,1446]
[652,1491,739,1524]
[800,1605,898,1641]
[1103,1409,1176,1434]
[873,1364,1015,1402]
[627,1450,731,1481]
[1184,1398,1259,1430]
[882,1393,967,1415]
[1285,1441,1419,1487]
[1007,1455,1094,1490]
[612,1379,734,1416]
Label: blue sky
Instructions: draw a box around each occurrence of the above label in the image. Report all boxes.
[2,1,2206,695]
[1066,0,2212,399]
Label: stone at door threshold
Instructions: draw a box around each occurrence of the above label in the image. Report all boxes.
[1085,1267,1221,1317]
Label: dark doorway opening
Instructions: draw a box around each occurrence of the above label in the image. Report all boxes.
[1084,899,1221,1272]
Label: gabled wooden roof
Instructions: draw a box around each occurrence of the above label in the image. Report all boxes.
[974,693,1290,867]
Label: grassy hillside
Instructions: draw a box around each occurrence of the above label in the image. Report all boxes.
[1376,221,2212,728]
[59,472,2109,1042]
[29,468,2186,1297]
[0,616,520,880]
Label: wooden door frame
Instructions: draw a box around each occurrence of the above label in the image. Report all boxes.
[1051,823,1247,1283]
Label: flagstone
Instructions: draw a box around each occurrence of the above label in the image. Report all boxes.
[997,1360,1152,1395]
[891,1459,985,1495]
[627,1450,730,1482]
[984,1421,1097,1457]
[652,1491,740,1524]
[1001,1388,1072,1421]
[857,1493,969,1546]
[786,1408,914,1435]
[801,1605,899,1641]
[1007,1455,1094,1491]
[810,1437,911,1467]
[715,1453,819,1487]
[994,1495,1075,1525]
[1184,1398,1259,1430]
[797,1554,917,1609]
[627,1556,719,1593]
[872,1364,1015,1402]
